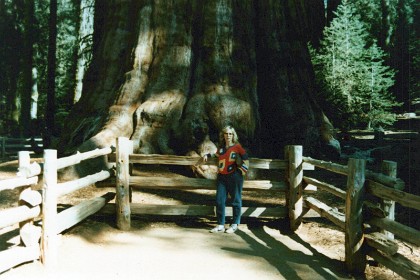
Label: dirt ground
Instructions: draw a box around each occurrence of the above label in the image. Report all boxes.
[0,160,419,280]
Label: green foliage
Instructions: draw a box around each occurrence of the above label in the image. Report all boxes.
[0,0,92,135]
[351,0,418,108]
[310,0,400,130]
[351,0,398,48]
[361,42,402,128]
[409,33,420,100]
[406,0,420,101]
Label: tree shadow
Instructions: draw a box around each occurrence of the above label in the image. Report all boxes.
[221,221,355,280]
[138,188,279,207]
[0,227,19,251]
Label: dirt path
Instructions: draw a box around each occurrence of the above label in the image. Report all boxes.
[1,217,357,280]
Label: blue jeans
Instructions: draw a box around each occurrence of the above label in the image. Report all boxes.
[216,170,244,225]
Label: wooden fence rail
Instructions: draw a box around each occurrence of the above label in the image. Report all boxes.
[129,177,287,191]
[0,203,41,230]
[303,156,405,190]
[304,196,345,229]
[303,176,346,200]
[302,157,420,279]
[0,176,38,192]
[56,147,114,170]
[0,151,42,273]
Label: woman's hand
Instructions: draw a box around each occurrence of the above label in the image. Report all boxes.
[195,154,208,168]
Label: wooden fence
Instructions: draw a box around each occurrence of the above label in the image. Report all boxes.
[0,137,43,158]
[303,157,420,279]
[107,138,315,231]
[0,151,42,273]
[110,137,419,279]
[1,136,419,278]
[0,147,115,272]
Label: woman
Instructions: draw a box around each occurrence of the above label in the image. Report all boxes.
[203,125,249,233]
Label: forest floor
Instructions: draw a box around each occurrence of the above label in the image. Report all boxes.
[0,139,419,280]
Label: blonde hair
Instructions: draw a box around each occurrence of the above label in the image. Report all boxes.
[218,125,239,147]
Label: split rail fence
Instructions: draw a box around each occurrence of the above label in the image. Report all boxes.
[106,138,315,231]
[0,151,42,273]
[110,137,420,279]
[0,147,115,272]
[0,136,419,279]
[302,157,420,279]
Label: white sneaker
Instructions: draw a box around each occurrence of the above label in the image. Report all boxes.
[210,225,225,233]
[225,224,238,234]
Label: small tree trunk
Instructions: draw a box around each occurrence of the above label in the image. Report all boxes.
[30,68,39,120]
[74,0,94,103]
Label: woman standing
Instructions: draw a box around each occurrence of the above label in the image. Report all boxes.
[203,125,249,233]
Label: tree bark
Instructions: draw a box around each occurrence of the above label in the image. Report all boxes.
[45,0,57,147]
[74,0,95,104]
[58,0,337,177]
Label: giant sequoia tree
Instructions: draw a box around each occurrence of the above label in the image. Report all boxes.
[58,0,337,176]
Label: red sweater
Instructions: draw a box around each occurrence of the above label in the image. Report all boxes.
[215,143,249,175]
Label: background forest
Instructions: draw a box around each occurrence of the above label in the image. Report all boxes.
[0,0,418,145]
[0,0,94,141]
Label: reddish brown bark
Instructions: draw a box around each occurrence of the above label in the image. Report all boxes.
[58,0,337,177]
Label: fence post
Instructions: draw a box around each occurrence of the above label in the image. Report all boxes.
[18,151,31,169]
[345,158,367,275]
[116,137,132,230]
[41,149,58,268]
[18,151,31,238]
[381,160,397,239]
[285,145,303,231]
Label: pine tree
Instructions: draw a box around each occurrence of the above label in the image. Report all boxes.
[359,42,400,129]
[310,0,400,129]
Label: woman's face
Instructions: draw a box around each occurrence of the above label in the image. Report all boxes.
[224,129,234,144]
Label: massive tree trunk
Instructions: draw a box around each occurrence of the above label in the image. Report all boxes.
[58,0,337,177]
